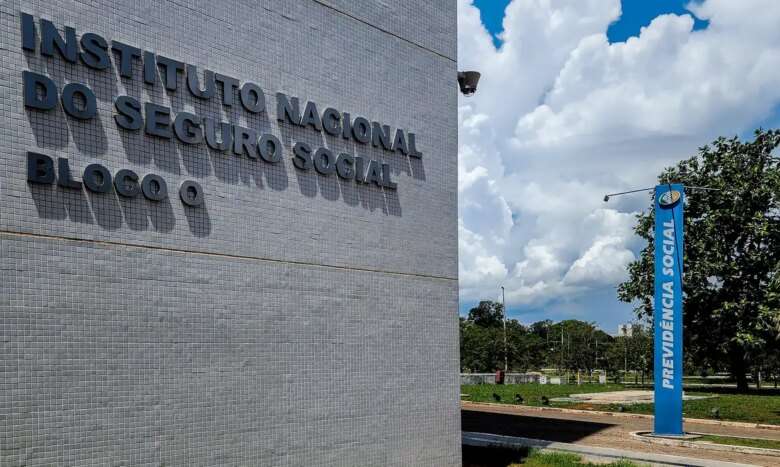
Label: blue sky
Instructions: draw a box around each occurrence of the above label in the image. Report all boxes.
[473,0,709,47]
[457,0,780,332]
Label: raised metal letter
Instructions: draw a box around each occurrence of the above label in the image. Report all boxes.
[141,174,168,201]
[61,83,97,120]
[23,71,57,110]
[179,180,204,207]
[27,152,55,184]
[114,169,140,197]
[83,164,112,193]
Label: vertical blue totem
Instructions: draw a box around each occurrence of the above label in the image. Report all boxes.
[653,184,684,435]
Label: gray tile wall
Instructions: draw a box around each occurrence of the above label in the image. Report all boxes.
[0,0,459,465]
[313,0,457,59]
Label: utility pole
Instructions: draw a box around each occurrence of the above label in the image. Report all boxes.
[546,324,549,348]
[595,339,599,368]
[501,286,507,373]
[568,332,571,384]
[560,329,564,378]
[624,334,628,384]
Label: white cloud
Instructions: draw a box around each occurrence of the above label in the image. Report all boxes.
[459,219,508,299]
[457,0,780,323]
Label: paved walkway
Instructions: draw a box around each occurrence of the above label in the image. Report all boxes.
[461,402,780,467]
[552,389,714,405]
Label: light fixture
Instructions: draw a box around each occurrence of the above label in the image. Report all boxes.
[457,71,481,96]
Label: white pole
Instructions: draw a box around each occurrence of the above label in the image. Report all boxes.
[501,286,507,373]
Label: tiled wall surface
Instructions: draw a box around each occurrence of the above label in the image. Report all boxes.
[0,1,459,465]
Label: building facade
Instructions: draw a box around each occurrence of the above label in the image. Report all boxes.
[0,1,459,465]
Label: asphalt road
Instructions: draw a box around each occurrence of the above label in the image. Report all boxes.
[461,402,780,467]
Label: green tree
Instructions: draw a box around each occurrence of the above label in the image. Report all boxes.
[757,266,780,387]
[460,302,550,372]
[467,300,504,327]
[460,317,504,372]
[460,301,506,372]
[629,324,653,384]
[605,324,653,384]
[506,320,548,371]
[514,330,548,371]
[618,130,780,391]
[533,320,611,377]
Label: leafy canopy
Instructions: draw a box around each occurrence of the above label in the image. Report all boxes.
[618,129,780,389]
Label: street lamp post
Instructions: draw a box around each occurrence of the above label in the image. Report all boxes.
[501,286,507,373]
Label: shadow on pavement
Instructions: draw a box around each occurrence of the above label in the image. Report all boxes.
[462,445,530,467]
[462,409,615,443]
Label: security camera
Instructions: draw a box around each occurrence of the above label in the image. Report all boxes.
[457,71,481,96]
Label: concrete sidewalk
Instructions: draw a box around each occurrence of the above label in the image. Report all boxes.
[461,402,780,466]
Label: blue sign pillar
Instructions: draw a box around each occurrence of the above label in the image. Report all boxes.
[653,184,685,436]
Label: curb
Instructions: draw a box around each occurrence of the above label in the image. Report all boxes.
[631,431,780,458]
[462,431,758,467]
[461,401,780,431]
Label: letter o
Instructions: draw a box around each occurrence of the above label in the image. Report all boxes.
[257,134,281,163]
[83,164,112,193]
[114,169,140,197]
[239,82,265,113]
[663,255,674,268]
[61,83,97,120]
[313,148,336,175]
[179,180,204,207]
[141,174,168,201]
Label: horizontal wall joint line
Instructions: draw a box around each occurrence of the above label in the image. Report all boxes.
[0,230,458,282]
[309,0,456,63]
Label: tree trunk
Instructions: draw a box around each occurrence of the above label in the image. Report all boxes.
[735,372,748,391]
[731,356,749,392]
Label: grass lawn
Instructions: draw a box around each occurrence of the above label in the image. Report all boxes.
[518,450,641,467]
[695,434,780,450]
[462,383,626,405]
[461,383,780,425]
[589,391,780,425]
